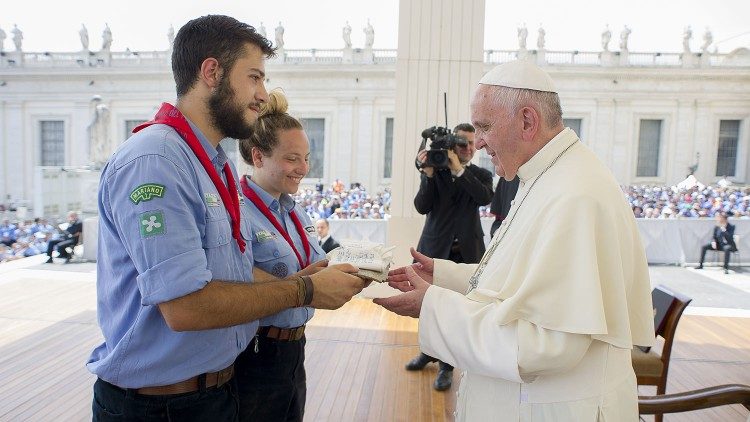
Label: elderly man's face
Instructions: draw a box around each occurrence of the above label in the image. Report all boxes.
[470,85,522,180]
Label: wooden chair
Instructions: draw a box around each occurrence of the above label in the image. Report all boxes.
[639,384,750,416]
[632,285,692,422]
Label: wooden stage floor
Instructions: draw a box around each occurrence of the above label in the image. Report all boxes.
[0,261,748,421]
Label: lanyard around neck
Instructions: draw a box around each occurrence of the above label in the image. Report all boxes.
[133,103,246,253]
[240,177,311,269]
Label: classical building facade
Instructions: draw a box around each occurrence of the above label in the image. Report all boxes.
[1,40,749,217]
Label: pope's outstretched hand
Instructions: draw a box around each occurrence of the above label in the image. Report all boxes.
[385,247,434,292]
[374,261,432,318]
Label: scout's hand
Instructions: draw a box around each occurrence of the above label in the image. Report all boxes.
[373,266,430,318]
[447,149,462,172]
[295,259,328,277]
[309,264,365,310]
[387,247,434,292]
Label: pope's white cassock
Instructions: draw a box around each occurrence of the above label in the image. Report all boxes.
[418,62,655,421]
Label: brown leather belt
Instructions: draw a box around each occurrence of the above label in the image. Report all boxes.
[258,325,305,342]
[135,364,234,396]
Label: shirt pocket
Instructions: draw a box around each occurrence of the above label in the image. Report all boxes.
[203,212,232,249]
[252,236,294,265]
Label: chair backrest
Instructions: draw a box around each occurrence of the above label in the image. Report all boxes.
[652,285,692,366]
[639,384,750,414]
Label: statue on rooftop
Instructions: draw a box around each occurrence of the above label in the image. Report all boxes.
[537,25,546,50]
[79,24,89,51]
[101,24,112,51]
[343,21,352,48]
[364,20,374,48]
[167,25,175,48]
[619,25,631,51]
[0,26,6,53]
[683,25,693,53]
[701,27,713,53]
[601,24,612,51]
[275,22,285,49]
[258,22,267,39]
[517,24,528,50]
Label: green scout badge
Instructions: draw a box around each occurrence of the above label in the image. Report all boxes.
[139,210,166,237]
[204,192,220,207]
[130,184,166,204]
[256,230,276,242]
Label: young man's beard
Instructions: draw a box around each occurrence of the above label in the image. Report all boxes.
[208,76,255,140]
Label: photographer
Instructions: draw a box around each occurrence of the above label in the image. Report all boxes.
[406,123,493,391]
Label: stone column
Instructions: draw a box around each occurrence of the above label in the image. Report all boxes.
[386,0,486,266]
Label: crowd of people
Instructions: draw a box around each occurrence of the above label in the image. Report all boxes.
[0,217,58,262]
[624,183,750,219]
[5,181,750,264]
[293,179,391,220]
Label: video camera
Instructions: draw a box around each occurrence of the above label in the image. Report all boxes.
[419,126,468,169]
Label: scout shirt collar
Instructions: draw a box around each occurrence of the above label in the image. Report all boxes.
[185,119,229,169]
[245,176,295,215]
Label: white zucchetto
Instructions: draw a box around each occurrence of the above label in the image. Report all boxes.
[479,60,558,93]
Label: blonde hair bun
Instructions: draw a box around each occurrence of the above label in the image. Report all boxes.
[259,88,289,117]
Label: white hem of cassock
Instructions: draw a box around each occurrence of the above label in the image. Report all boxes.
[419,285,523,383]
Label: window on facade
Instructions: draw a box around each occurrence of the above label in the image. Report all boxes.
[300,118,325,178]
[40,120,65,166]
[636,119,662,177]
[716,120,741,177]
[383,118,394,178]
[563,118,582,140]
[124,119,145,141]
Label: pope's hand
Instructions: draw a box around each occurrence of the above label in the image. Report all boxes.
[373,266,431,318]
[386,247,434,292]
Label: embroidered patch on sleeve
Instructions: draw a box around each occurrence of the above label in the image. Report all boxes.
[304,225,316,234]
[139,210,166,237]
[130,184,166,204]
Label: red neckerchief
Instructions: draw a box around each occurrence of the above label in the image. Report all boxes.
[133,103,246,253]
[240,176,311,269]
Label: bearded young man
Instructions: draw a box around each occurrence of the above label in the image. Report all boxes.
[88,15,365,421]
[376,60,654,421]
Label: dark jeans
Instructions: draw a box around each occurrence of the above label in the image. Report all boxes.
[700,243,735,269]
[47,238,76,258]
[92,377,239,422]
[234,334,306,422]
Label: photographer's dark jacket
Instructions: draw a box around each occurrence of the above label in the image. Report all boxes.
[414,164,493,263]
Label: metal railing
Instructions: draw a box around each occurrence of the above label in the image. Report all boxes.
[1,48,746,69]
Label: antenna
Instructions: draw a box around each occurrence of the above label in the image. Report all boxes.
[443,92,448,128]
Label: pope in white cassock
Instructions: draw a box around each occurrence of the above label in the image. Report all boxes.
[374,60,655,421]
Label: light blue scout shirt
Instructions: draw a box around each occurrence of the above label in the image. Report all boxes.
[244,177,325,329]
[87,120,256,389]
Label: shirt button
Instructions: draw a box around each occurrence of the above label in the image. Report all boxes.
[510,200,516,206]
[274,250,280,258]
[520,181,525,188]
